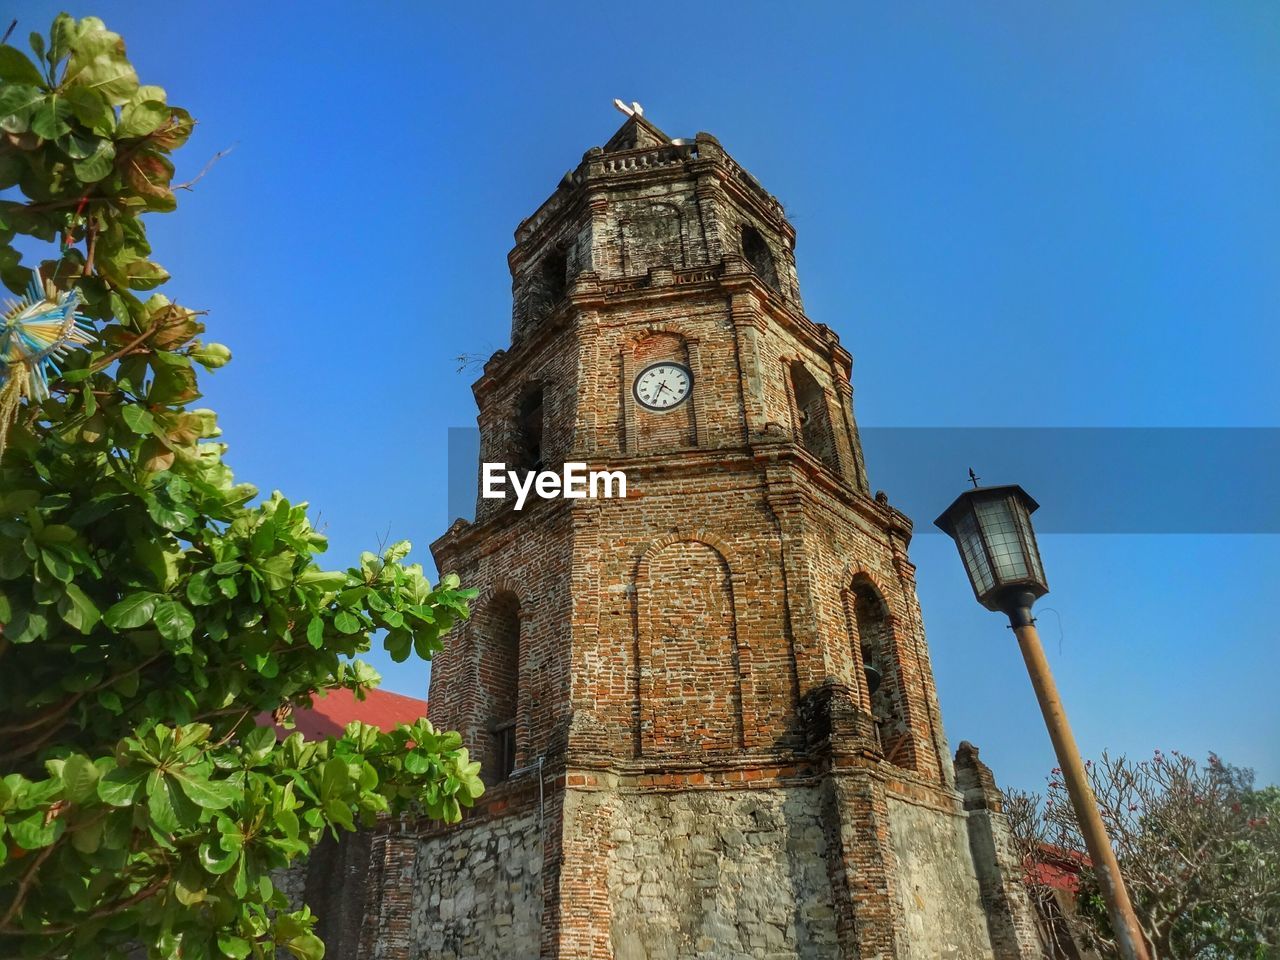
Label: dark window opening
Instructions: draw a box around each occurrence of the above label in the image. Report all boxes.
[541,249,568,306]
[493,721,516,782]
[515,387,544,473]
[789,364,838,471]
[741,224,780,293]
[485,592,520,783]
[524,248,569,326]
[853,582,909,769]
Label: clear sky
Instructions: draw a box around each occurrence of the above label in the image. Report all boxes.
[20,1,1278,794]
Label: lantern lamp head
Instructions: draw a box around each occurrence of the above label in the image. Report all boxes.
[934,484,1048,627]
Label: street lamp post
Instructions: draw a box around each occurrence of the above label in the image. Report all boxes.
[934,483,1151,960]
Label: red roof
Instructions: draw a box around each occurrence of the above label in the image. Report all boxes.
[1028,842,1090,892]
[257,687,428,740]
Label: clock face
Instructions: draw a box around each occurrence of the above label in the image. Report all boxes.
[633,361,693,411]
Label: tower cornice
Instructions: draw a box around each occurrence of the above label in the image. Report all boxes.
[430,441,908,576]
[476,258,852,402]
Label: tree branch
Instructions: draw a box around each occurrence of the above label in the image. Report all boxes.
[90,320,159,372]
[174,144,235,192]
[0,842,58,929]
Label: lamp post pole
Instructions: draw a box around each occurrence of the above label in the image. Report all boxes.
[935,484,1151,960]
[1005,597,1150,960]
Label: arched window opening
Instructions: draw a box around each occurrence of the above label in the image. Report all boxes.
[524,248,569,326]
[541,249,568,306]
[789,364,838,472]
[741,224,780,293]
[483,592,520,782]
[852,582,909,769]
[514,386,544,473]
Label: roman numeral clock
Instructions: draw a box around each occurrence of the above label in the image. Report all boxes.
[633,361,692,411]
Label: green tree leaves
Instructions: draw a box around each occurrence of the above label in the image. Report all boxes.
[118,87,168,138]
[61,18,138,106]
[55,755,100,804]
[0,46,45,87]
[57,582,100,632]
[0,14,478,960]
[103,591,158,629]
[152,597,194,641]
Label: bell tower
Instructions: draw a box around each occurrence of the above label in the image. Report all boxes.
[357,110,1042,960]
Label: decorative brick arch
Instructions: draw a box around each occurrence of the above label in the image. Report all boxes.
[634,528,743,583]
[471,580,526,612]
[632,536,745,756]
[627,329,690,364]
[632,322,697,342]
[839,562,892,604]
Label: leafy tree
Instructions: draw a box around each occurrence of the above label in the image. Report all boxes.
[0,15,481,959]
[1004,751,1280,960]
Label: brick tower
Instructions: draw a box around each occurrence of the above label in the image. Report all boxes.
[357,111,1041,960]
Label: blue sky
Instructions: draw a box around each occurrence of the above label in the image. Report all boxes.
[20,1,1278,793]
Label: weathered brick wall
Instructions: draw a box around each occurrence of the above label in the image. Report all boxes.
[800,494,949,781]
[955,743,1045,959]
[430,502,576,780]
[468,592,520,781]
[752,310,860,487]
[360,824,419,960]
[287,832,376,960]
[473,323,580,525]
[638,539,740,754]
[614,193,701,277]
[576,474,800,758]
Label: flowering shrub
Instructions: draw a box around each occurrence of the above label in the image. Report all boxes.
[1004,750,1279,959]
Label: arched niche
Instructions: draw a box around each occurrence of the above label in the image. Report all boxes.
[620,201,686,276]
[789,362,839,473]
[519,246,569,329]
[474,590,521,781]
[513,383,545,473]
[635,539,743,755]
[848,576,914,770]
[741,223,780,293]
[624,330,697,452]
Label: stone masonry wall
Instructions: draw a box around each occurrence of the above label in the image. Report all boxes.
[887,796,997,960]
[573,786,839,960]
[410,809,544,959]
